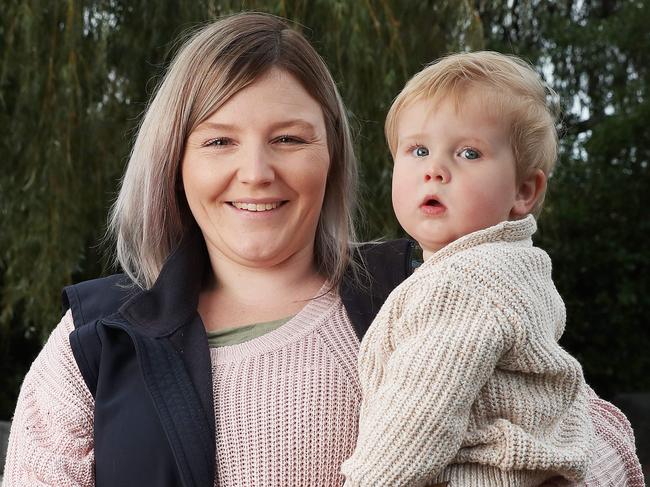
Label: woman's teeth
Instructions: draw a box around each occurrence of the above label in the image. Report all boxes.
[232,201,281,212]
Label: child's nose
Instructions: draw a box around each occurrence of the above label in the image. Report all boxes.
[424,159,451,184]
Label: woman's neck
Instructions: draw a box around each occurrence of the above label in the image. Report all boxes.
[198,246,326,332]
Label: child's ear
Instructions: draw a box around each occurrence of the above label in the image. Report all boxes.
[511,169,546,218]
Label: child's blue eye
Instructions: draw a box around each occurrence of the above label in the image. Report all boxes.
[459,148,481,160]
[411,146,429,157]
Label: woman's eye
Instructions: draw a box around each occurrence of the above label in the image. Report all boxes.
[459,148,481,160]
[275,135,303,144]
[411,146,429,157]
[205,138,232,147]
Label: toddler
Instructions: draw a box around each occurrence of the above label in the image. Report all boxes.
[341,51,593,486]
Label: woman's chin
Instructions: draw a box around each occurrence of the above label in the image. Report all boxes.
[217,239,308,270]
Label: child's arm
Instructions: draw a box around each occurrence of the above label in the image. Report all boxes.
[342,276,509,486]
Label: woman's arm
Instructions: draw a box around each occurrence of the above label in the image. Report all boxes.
[584,386,645,486]
[3,310,95,486]
[542,388,645,487]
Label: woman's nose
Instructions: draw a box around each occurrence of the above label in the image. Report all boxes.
[237,145,275,185]
[424,158,451,184]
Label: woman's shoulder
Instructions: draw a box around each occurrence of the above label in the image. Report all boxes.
[340,239,416,339]
[350,239,416,273]
[63,273,138,330]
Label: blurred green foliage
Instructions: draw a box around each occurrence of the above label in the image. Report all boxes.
[0,0,648,418]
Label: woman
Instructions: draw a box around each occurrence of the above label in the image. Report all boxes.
[3,12,643,487]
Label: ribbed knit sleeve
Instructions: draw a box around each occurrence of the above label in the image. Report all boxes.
[3,310,94,487]
[584,387,645,486]
[341,274,508,486]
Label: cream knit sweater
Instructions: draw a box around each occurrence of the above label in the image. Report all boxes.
[342,216,594,487]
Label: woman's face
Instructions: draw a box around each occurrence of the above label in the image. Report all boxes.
[181,68,330,271]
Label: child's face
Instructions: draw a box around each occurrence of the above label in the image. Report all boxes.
[392,89,530,259]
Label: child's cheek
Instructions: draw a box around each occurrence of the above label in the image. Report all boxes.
[391,163,414,229]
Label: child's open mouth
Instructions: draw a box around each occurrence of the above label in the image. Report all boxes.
[420,197,446,215]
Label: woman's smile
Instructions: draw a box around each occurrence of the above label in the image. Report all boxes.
[229,200,286,212]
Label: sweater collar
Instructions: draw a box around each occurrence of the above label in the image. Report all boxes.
[419,215,537,271]
[118,224,208,338]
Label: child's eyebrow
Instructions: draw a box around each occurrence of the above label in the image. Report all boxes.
[398,132,494,146]
[397,132,429,143]
[456,136,491,146]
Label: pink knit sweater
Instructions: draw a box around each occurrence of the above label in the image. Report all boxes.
[3,290,645,486]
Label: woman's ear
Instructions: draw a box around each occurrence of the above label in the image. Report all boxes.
[511,169,546,218]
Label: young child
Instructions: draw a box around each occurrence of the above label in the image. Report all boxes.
[341,51,593,486]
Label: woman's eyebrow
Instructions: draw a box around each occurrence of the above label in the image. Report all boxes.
[192,119,318,134]
[192,121,236,134]
[268,119,318,132]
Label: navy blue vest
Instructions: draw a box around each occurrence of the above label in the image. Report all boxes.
[63,228,414,487]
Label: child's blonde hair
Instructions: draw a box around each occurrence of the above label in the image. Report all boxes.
[385,51,559,216]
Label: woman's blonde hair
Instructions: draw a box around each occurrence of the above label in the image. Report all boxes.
[385,51,559,216]
[109,12,358,289]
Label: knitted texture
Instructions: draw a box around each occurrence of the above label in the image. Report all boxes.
[209,288,362,486]
[342,216,594,487]
[2,265,644,486]
[3,311,94,486]
[583,386,645,486]
[3,290,362,487]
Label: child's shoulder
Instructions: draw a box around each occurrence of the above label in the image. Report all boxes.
[414,238,553,300]
[421,217,550,277]
[459,238,550,270]
[424,235,547,269]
